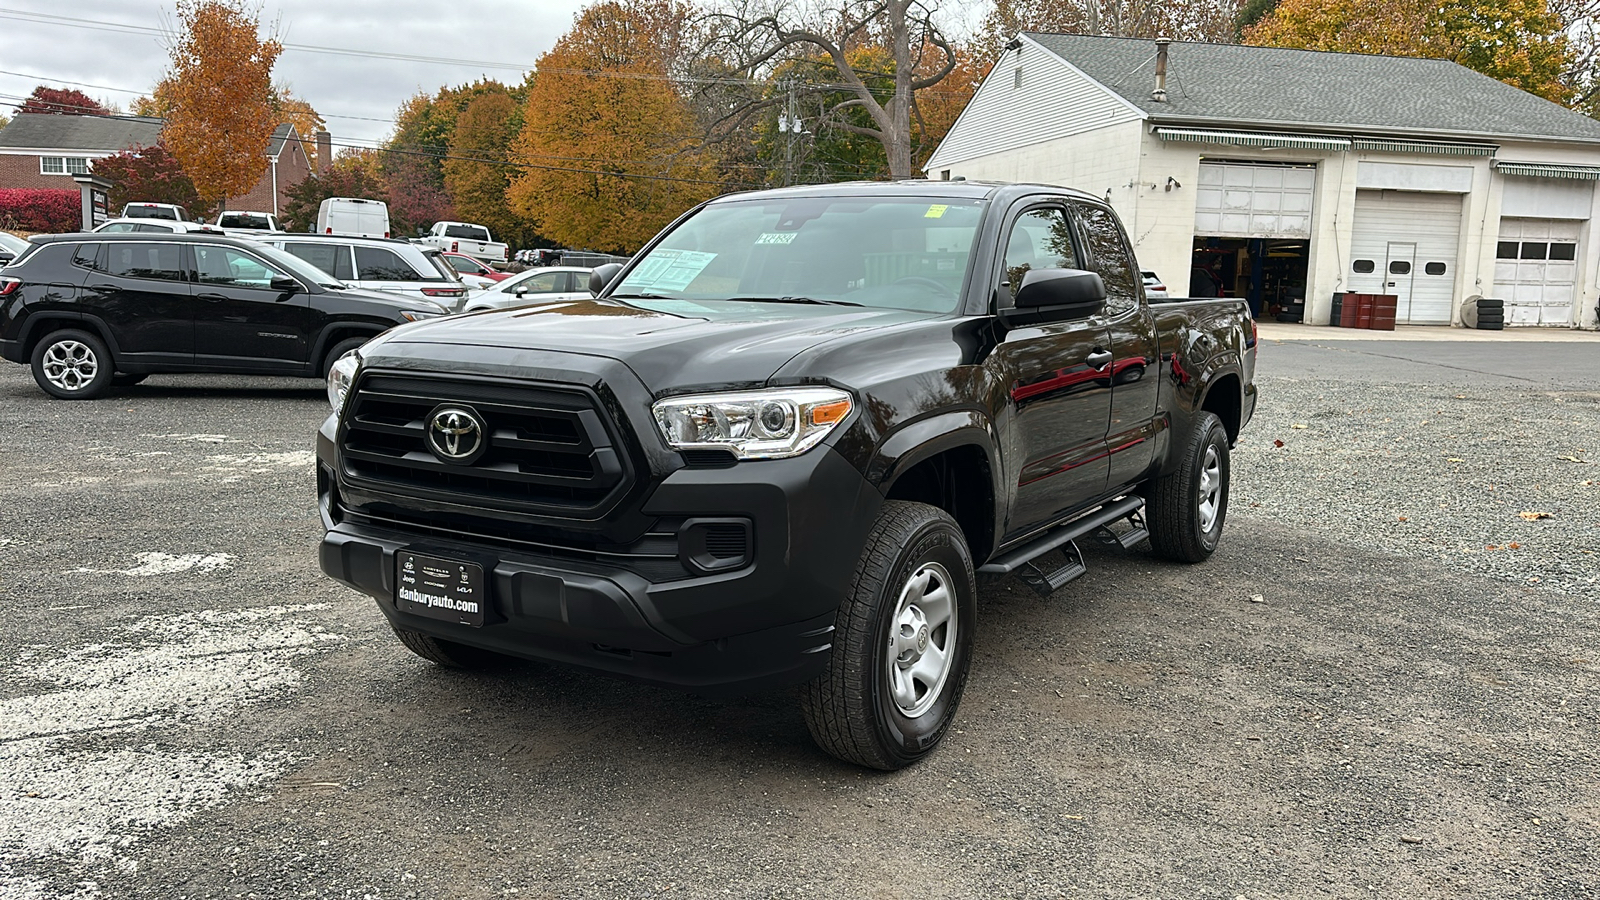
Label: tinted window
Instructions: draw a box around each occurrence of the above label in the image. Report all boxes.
[1001,207,1077,304]
[1389,260,1411,275]
[355,246,418,281]
[135,223,175,233]
[125,204,178,220]
[219,213,274,229]
[1352,259,1375,274]
[519,272,566,293]
[104,242,183,281]
[1075,205,1137,315]
[1549,243,1577,261]
[1424,262,1447,276]
[283,243,354,280]
[1520,242,1548,260]
[194,245,284,289]
[443,224,491,241]
[1496,241,1520,259]
[98,222,139,233]
[445,255,482,273]
[72,244,100,269]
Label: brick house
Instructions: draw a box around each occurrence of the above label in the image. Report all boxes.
[0,114,311,219]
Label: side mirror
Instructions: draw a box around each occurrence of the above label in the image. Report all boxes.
[1011,268,1106,318]
[513,285,529,297]
[589,262,624,296]
[270,275,301,293]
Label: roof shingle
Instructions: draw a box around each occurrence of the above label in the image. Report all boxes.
[0,113,164,152]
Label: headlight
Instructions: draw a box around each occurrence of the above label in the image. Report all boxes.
[327,350,361,413]
[400,309,444,321]
[652,387,853,460]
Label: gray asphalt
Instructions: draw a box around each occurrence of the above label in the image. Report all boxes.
[1,338,1597,899]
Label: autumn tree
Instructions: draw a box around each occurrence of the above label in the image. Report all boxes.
[443,89,540,247]
[1246,0,1573,104]
[706,0,964,179]
[90,143,212,220]
[160,0,283,207]
[976,0,1241,61]
[280,149,388,233]
[506,0,718,252]
[271,87,326,171]
[18,86,108,116]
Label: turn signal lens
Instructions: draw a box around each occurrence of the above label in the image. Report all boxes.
[810,399,851,427]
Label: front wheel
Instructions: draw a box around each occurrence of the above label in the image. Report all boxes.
[1146,411,1230,563]
[802,501,975,770]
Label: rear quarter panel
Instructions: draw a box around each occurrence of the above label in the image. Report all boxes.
[1148,298,1256,475]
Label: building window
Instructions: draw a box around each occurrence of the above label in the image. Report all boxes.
[1352,259,1375,273]
[1013,67,1023,89]
[1424,262,1447,275]
[1549,242,1577,261]
[1389,260,1411,275]
[1496,241,1519,259]
[40,156,90,176]
[1520,242,1548,260]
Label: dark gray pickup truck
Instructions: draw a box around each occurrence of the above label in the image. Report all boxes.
[316,180,1257,769]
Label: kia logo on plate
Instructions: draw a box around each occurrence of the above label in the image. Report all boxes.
[426,405,487,464]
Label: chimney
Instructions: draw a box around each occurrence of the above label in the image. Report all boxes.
[315,130,332,175]
[1152,38,1170,103]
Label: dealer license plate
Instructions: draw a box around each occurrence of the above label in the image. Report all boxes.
[395,550,486,627]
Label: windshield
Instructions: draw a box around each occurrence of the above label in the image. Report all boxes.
[612,196,984,312]
[253,243,348,287]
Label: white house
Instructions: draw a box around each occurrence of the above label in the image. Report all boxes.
[925,34,1600,329]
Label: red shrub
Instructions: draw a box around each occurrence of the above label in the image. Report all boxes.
[0,189,82,233]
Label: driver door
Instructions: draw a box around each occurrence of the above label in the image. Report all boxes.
[986,204,1113,540]
[190,243,311,371]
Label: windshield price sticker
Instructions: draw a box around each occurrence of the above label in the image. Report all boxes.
[620,249,717,293]
[924,204,949,218]
[756,232,798,245]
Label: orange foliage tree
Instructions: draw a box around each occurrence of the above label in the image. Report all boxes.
[506,0,718,253]
[160,0,283,207]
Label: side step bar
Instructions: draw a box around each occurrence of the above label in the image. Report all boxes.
[978,496,1147,596]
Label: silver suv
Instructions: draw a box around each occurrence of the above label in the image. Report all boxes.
[266,234,468,309]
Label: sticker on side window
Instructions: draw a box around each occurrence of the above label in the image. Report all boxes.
[619,249,717,293]
[756,232,797,245]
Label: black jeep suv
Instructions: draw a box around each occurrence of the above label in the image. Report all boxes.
[0,232,449,399]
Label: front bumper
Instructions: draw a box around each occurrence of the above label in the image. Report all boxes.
[318,423,882,694]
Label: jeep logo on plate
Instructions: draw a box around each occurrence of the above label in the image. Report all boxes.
[426,405,487,464]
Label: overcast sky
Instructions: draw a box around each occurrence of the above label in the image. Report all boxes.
[0,0,591,146]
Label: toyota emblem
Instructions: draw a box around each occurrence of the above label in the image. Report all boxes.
[426,405,486,464]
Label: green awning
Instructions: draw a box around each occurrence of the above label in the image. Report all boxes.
[1154,128,1350,151]
[1495,162,1600,180]
[1351,138,1497,156]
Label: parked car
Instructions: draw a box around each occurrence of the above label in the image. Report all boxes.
[440,251,511,289]
[93,218,225,235]
[266,234,469,309]
[122,202,190,221]
[0,232,449,399]
[417,221,508,266]
[314,179,1258,770]
[460,265,592,312]
[1142,269,1170,300]
[317,198,390,238]
[0,233,31,267]
[215,211,282,233]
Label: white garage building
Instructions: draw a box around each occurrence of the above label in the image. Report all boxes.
[925,34,1600,329]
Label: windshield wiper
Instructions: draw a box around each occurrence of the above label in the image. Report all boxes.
[721,296,863,307]
[609,291,677,300]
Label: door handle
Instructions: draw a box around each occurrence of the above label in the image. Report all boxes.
[1386,282,1396,287]
[1086,349,1114,369]
[197,292,228,302]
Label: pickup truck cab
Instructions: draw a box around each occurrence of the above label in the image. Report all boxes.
[418,221,509,266]
[315,181,1256,769]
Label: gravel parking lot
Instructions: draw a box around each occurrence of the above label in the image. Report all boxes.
[1,335,1597,899]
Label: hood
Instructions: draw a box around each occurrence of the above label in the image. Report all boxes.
[376,297,943,391]
[328,285,449,315]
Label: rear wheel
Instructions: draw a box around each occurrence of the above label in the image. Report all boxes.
[31,329,113,400]
[1147,411,1230,563]
[391,626,515,669]
[802,501,975,770]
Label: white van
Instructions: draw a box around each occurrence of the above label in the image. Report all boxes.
[316,197,391,238]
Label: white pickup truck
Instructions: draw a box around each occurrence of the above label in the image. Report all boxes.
[418,221,509,266]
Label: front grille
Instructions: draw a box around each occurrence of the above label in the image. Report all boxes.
[340,373,629,515]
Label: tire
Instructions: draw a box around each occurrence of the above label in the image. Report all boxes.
[31,329,113,400]
[391,625,513,669]
[111,373,147,387]
[1147,411,1230,563]
[321,337,368,380]
[801,500,976,770]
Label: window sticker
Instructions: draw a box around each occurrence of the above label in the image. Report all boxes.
[756,232,797,245]
[924,204,949,219]
[621,249,718,292]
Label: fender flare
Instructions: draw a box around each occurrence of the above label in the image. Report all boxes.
[865,409,1002,493]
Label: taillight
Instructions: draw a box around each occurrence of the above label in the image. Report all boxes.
[451,241,458,252]
[421,287,465,298]
[325,227,332,234]
[0,277,21,296]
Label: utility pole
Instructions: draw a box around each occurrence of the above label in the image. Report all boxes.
[780,79,799,187]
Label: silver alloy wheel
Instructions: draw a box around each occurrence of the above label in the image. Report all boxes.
[41,340,99,392]
[886,561,957,719]
[1197,444,1222,533]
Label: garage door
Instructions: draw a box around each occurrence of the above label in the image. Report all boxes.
[1495,218,1581,326]
[1194,162,1315,238]
[1348,190,1462,324]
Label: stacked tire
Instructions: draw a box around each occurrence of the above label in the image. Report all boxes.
[1462,296,1504,330]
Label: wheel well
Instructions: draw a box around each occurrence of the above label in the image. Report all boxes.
[884,444,994,560]
[1202,374,1242,442]
[318,328,379,367]
[25,318,106,359]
